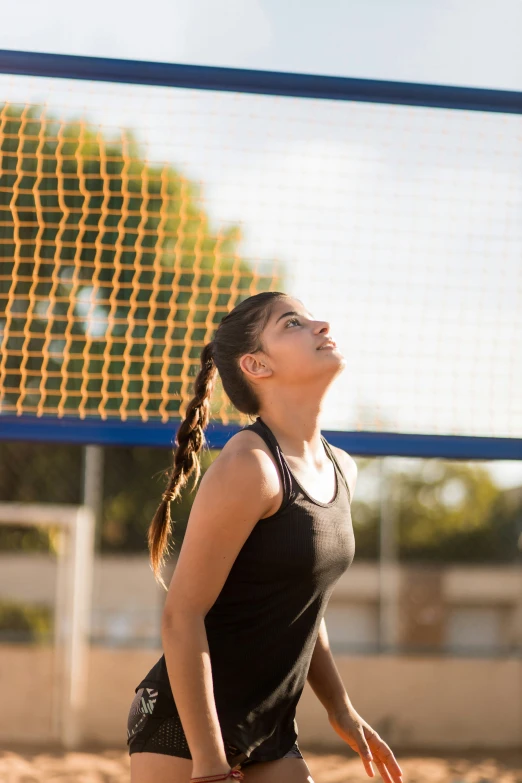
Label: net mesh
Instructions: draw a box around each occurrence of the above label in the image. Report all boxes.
[0,73,521,436]
[0,94,281,427]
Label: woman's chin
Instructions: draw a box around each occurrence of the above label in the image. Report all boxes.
[316,349,346,374]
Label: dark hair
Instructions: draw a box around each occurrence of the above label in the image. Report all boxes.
[148,290,289,590]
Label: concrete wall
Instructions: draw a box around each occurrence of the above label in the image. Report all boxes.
[1,645,521,750]
[2,555,522,749]
[2,554,522,653]
[0,554,164,646]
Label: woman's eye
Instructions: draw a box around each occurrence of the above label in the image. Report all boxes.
[286,317,300,327]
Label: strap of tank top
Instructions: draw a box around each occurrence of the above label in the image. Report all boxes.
[245,418,350,506]
[241,417,294,510]
[321,437,352,504]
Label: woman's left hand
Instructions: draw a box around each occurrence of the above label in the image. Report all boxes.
[327,706,403,782]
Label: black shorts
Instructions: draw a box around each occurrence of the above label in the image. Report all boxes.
[127,687,303,768]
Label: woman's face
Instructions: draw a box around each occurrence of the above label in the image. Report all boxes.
[240,296,346,389]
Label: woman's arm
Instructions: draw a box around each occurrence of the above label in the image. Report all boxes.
[161,442,278,778]
[307,448,357,714]
[306,617,353,717]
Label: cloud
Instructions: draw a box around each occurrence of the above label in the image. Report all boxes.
[0,0,272,63]
[177,0,273,61]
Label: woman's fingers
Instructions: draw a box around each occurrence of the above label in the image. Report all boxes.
[372,757,394,783]
[356,733,375,777]
[370,737,404,783]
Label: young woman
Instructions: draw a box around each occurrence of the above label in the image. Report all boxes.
[127,291,403,783]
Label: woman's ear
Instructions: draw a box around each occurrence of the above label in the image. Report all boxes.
[239,353,272,380]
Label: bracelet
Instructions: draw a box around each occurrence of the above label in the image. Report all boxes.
[190,766,244,782]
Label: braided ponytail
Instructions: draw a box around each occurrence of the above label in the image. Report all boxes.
[147,290,289,591]
[148,341,217,590]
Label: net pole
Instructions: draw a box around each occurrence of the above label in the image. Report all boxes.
[378,458,400,652]
[61,506,95,749]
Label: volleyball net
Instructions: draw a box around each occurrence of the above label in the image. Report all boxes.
[0,51,521,457]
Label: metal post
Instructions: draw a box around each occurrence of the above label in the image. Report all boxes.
[81,444,104,551]
[378,457,400,652]
[61,506,95,749]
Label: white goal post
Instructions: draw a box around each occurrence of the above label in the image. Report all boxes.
[0,502,95,749]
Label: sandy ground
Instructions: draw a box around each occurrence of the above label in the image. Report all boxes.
[1,746,522,783]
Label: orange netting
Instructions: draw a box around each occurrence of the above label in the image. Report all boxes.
[0,103,282,426]
[1,72,521,439]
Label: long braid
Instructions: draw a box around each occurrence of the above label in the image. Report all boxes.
[148,341,217,590]
[146,291,288,591]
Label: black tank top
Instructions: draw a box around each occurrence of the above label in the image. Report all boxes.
[134,416,355,762]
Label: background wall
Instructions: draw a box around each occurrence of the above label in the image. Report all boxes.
[1,554,522,749]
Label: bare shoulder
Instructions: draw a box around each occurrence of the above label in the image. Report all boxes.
[330,444,358,502]
[208,427,276,484]
[217,427,274,468]
[214,427,283,519]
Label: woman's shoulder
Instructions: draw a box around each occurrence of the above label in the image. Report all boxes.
[219,424,273,462]
[217,427,282,489]
[215,427,285,520]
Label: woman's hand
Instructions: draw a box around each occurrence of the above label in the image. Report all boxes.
[327,706,403,782]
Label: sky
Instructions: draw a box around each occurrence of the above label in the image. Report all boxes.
[2,0,522,91]
[0,1,521,487]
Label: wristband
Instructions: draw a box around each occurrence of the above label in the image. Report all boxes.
[190,765,244,782]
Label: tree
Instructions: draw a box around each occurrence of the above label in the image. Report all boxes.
[0,102,283,553]
[351,457,521,563]
[0,103,282,421]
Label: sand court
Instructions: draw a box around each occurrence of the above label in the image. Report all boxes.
[2,746,522,783]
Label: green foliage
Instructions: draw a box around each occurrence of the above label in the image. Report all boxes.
[0,599,53,643]
[397,460,499,551]
[0,103,282,419]
[0,100,283,553]
[100,442,216,553]
[351,458,521,563]
[0,438,83,553]
[0,440,520,560]
[1,105,519,563]
[0,438,215,554]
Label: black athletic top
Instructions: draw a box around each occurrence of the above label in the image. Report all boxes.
[134,415,355,762]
